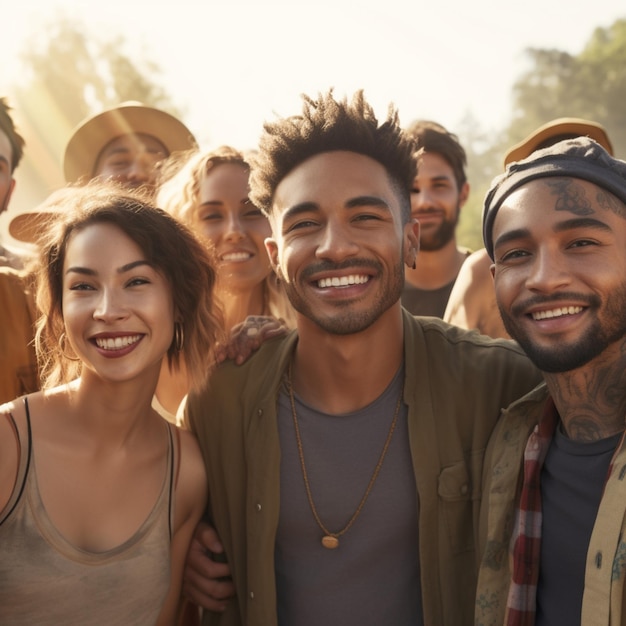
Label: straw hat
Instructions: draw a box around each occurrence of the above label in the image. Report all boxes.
[9,103,197,244]
[8,187,78,245]
[63,101,197,183]
[503,118,613,167]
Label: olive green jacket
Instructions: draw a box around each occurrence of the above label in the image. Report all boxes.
[186,310,541,626]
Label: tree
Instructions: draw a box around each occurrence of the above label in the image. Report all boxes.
[7,13,183,217]
[507,19,626,157]
[453,18,626,251]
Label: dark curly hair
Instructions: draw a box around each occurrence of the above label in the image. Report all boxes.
[249,90,416,222]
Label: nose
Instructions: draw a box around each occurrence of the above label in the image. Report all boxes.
[224,212,245,241]
[315,218,359,261]
[411,188,434,212]
[125,157,152,183]
[525,246,571,293]
[93,288,129,322]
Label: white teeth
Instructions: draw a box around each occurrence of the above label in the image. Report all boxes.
[317,274,369,288]
[532,306,583,321]
[95,335,142,350]
[222,252,251,262]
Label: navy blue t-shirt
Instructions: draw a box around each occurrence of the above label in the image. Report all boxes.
[536,424,621,626]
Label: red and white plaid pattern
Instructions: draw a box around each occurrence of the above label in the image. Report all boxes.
[505,398,558,626]
[505,398,626,625]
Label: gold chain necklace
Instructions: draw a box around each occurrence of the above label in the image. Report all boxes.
[285,365,404,549]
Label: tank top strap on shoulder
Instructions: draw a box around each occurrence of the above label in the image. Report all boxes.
[0,397,33,525]
[166,422,178,539]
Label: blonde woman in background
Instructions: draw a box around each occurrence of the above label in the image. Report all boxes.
[154,146,294,420]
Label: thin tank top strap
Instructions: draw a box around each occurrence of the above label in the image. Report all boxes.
[166,422,176,539]
[0,397,33,524]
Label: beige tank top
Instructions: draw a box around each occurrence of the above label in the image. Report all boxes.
[0,398,176,625]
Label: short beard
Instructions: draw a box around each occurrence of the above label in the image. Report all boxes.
[283,257,405,335]
[499,287,626,373]
[418,208,460,252]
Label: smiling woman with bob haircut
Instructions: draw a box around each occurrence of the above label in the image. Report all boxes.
[0,181,223,625]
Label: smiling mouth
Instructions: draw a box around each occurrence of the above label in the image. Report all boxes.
[316,274,370,288]
[221,252,252,262]
[531,306,583,321]
[94,335,143,350]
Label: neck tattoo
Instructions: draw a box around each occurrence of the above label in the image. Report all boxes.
[285,364,404,549]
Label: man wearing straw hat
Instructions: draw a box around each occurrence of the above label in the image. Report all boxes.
[9,101,197,244]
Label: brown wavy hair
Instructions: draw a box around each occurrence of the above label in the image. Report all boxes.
[34,181,224,389]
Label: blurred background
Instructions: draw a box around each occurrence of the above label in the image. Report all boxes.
[2,0,625,255]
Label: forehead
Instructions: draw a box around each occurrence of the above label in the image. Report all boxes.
[273,150,396,211]
[200,162,249,194]
[97,133,167,159]
[414,151,455,182]
[65,222,143,263]
[492,177,626,237]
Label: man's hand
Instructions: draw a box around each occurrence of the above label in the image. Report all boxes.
[183,521,236,612]
[215,315,289,365]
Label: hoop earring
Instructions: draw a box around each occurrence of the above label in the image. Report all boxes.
[58,332,80,361]
[173,322,184,352]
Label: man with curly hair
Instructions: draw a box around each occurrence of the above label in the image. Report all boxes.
[183,89,541,626]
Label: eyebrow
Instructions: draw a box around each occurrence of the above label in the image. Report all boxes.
[283,195,391,221]
[494,217,612,250]
[65,260,153,276]
[100,146,132,158]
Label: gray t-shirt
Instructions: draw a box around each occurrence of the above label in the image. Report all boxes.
[275,368,423,626]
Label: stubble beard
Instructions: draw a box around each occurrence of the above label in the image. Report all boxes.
[282,257,406,335]
[499,283,626,373]
[418,207,459,252]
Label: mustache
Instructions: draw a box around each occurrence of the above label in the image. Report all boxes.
[414,207,444,215]
[300,258,383,281]
[510,292,601,316]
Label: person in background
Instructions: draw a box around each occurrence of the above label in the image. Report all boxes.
[444,118,614,339]
[158,145,294,331]
[154,145,295,419]
[9,101,198,244]
[0,97,27,268]
[477,137,626,625]
[0,182,223,625]
[401,120,471,317]
[8,101,199,421]
[182,89,541,626]
[0,98,38,403]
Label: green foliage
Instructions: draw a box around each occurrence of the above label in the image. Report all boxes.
[508,18,626,157]
[7,12,184,216]
[454,17,626,251]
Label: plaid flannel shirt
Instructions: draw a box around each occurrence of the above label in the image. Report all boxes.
[504,398,626,626]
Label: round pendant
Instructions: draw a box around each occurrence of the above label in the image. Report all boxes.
[322,535,339,549]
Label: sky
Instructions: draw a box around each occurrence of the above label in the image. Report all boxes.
[1,0,625,223]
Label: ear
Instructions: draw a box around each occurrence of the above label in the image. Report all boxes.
[0,178,15,215]
[458,181,470,209]
[490,261,496,280]
[265,237,282,277]
[403,219,420,268]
